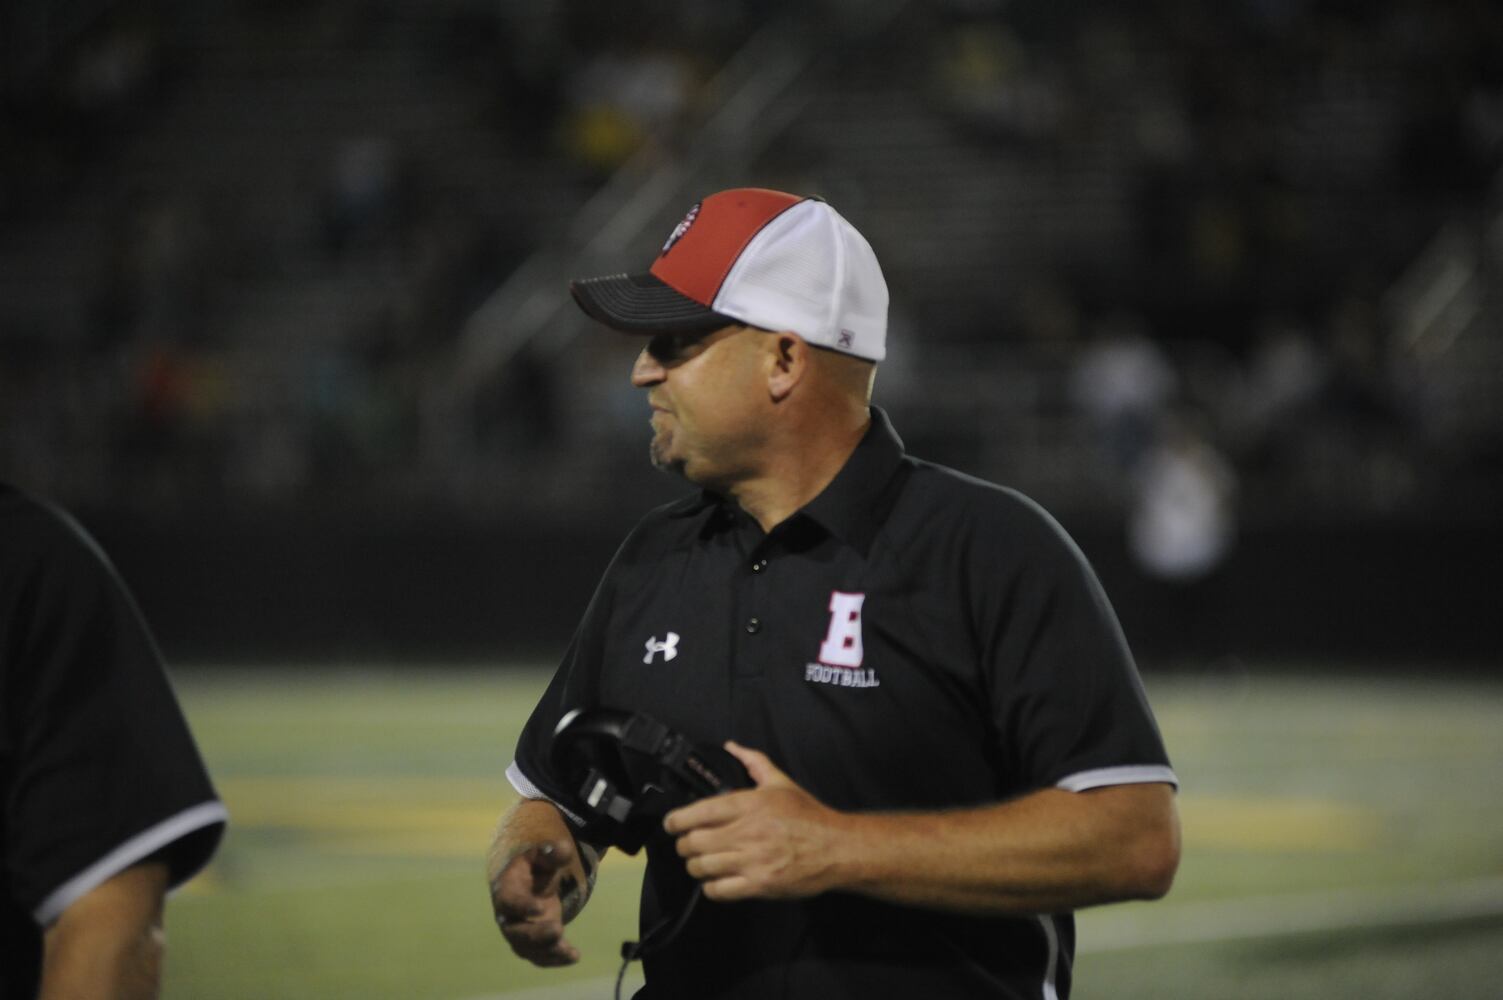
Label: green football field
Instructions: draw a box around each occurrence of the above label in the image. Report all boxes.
[160,664,1503,1000]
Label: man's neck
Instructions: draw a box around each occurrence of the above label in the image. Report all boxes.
[729,407,871,533]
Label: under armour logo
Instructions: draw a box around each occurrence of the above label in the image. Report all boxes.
[837,330,855,349]
[643,632,680,664]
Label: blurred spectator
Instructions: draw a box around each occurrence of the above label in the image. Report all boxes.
[1126,410,1239,663]
[2,0,1499,522]
[1226,317,1328,468]
[1068,313,1179,472]
[93,190,211,349]
[323,136,409,258]
[931,20,1067,143]
[1128,412,1238,584]
[558,47,694,176]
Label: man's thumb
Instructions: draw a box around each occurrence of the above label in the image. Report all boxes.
[724,740,789,788]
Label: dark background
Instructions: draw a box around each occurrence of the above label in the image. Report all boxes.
[4,0,1500,668]
[84,511,1502,664]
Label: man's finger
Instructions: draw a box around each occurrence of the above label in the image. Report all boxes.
[492,868,545,925]
[500,914,580,966]
[527,841,574,896]
[500,916,563,948]
[663,789,750,835]
[494,898,542,926]
[700,875,754,903]
[673,827,706,858]
[530,945,580,968]
[683,848,742,881]
[507,932,581,966]
[492,846,568,925]
[724,741,789,787]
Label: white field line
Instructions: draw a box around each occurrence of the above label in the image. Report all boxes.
[462,876,1503,1000]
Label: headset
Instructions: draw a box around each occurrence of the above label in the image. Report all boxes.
[550,706,751,854]
[549,707,752,997]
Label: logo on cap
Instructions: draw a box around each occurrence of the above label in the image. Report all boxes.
[659,203,701,257]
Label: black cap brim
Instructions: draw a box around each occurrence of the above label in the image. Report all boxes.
[570,272,735,334]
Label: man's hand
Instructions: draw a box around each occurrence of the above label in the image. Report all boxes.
[665,741,848,902]
[490,840,583,967]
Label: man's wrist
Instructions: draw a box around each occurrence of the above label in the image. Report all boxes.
[561,843,601,924]
[820,809,884,897]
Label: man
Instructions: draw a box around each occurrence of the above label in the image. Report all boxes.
[488,188,1179,998]
[1,486,227,999]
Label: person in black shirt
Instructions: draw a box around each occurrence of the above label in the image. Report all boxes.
[0,486,226,1000]
[487,188,1179,999]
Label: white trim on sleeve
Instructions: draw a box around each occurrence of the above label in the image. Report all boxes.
[1039,914,1062,1000]
[34,800,229,925]
[506,760,586,827]
[1055,764,1179,792]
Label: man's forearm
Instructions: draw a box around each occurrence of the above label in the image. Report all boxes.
[41,861,170,1000]
[670,745,1180,916]
[831,783,1180,915]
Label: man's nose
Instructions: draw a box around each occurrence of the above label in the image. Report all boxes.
[631,349,665,387]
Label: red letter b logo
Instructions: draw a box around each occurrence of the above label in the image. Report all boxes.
[817,591,866,667]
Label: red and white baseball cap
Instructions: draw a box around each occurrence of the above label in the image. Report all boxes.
[570,188,888,362]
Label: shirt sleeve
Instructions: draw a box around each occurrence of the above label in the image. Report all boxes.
[506,535,623,833]
[1,500,227,925]
[972,490,1177,794]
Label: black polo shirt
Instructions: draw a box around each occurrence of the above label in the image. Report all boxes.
[510,408,1175,1000]
[0,487,226,1000]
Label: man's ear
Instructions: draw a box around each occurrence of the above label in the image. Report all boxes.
[766,332,808,402]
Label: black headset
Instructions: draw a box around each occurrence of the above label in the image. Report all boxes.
[550,707,752,995]
[550,707,751,854]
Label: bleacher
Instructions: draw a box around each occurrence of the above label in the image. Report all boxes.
[3,0,1500,527]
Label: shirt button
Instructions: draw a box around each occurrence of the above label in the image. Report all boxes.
[751,559,767,573]
[745,617,762,634]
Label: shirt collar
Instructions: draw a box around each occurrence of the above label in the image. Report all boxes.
[667,406,908,555]
[798,406,906,556]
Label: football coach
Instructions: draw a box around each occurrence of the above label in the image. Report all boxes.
[488,188,1180,999]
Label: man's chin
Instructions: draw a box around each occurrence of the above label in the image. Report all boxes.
[649,441,687,479]
[653,457,689,480]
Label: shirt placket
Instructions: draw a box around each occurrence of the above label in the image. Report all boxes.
[723,516,772,749]
[733,524,773,679]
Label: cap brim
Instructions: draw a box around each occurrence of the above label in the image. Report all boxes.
[570,273,735,334]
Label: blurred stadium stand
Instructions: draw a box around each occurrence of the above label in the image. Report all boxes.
[2,0,1500,663]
